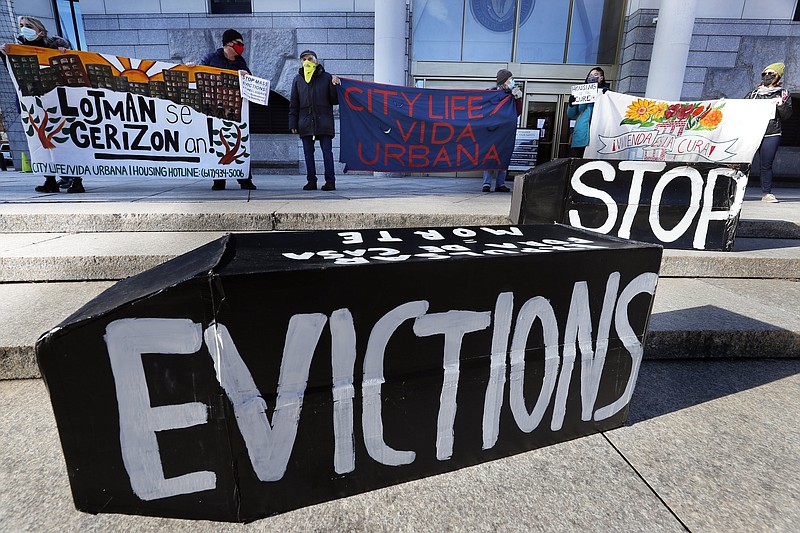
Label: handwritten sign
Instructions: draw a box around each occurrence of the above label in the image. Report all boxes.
[239,73,270,106]
[37,225,662,521]
[5,45,250,180]
[337,78,518,172]
[571,83,598,105]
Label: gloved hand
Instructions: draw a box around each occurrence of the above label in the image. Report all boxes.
[511,86,522,99]
[568,94,576,106]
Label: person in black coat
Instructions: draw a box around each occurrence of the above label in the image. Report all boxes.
[289,50,340,191]
[744,61,792,203]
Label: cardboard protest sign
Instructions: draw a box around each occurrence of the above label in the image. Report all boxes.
[570,82,598,104]
[5,44,250,181]
[510,158,748,251]
[337,78,518,172]
[586,91,775,163]
[239,73,270,106]
[37,225,662,522]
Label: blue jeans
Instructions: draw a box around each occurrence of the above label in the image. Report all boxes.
[756,135,780,194]
[302,135,335,185]
[483,170,507,188]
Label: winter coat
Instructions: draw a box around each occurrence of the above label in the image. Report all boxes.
[16,34,71,50]
[288,63,339,138]
[199,48,250,74]
[487,84,523,116]
[744,85,792,136]
[566,82,610,148]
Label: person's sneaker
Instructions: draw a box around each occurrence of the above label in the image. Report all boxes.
[303,182,317,190]
[762,193,779,203]
[57,177,73,189]
[67,177,85,193]
[321,182,336,191]
[482,185,491,192]
[211,179,226,190]
[495,185,511,192]
[237,178,257,190]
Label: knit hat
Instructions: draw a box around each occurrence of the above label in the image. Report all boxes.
[300,50,317,59]
[763,62,785,77]
[496,69,512,86]
[221,29,242,45]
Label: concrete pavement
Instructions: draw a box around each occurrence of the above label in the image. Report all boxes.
[0,169,798,530]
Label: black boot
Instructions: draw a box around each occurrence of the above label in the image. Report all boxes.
[67,177,85,193]
[212,179,226,190]
[237,178,257,190]
[35,175,59,193]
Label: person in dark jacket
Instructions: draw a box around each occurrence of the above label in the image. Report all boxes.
[482,69,523,193]
[744,62,792,203]
[289,50,340,191]
[1,17,82,193]
[200,29,256,191]
[566,67,611,158]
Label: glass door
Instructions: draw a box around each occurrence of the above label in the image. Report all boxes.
[523,94,571,164]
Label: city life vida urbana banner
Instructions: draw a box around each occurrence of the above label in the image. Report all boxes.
[5,44,250,180]
[586,90,775,163]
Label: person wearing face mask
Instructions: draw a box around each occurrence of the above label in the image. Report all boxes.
[482,69,523,193]
[566,67,610,159]
[744,62,792,203]
[199,29,257,191]
[0,16,71,55]
[2,17,76,192]
[289,50,341,191]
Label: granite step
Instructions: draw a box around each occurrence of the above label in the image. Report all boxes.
[2,277,797,380]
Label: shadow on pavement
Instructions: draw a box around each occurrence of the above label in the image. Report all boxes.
[628,358,800,425]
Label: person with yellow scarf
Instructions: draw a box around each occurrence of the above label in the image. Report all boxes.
[289,50,341,191]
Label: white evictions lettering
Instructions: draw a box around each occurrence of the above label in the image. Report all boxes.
[104,270,657,500]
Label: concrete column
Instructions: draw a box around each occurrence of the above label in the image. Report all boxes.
[374,0,406,85]
[644,0,697,101]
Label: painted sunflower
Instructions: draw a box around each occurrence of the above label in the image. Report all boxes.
[624,98,656,122]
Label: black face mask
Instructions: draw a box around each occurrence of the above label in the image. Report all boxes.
[762,73,777,85]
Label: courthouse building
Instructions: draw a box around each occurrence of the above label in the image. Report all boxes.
[4,0,800,177]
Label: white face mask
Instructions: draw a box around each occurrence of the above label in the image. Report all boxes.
[20,26,38,41]
[507,78,515,88]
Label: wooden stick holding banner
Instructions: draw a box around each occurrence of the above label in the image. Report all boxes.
[238,72,270,106]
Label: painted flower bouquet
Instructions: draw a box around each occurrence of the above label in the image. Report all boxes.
[621,99,724,131]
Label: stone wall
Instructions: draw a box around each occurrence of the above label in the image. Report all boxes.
[618,9,800,180]
[82,12,375,173]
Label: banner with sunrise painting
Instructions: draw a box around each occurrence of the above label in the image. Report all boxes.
[5,45,249,180]
[585,90,775,163]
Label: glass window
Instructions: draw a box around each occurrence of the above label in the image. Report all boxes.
[55,0,87,51]
[515,0,570,63]
[412,0,465,61]
[567,0,623,65]
[462,0,519,62]
[210,0,252,15]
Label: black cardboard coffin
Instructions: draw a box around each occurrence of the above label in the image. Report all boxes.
[509,158,748,251]
[37,224,662,522]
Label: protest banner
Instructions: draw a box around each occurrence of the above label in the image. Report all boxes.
[337,78,518,172]
[37,225,661,521]
[5,45,250,181]
[239,72,270,106]
[586,91,775,163]
[510,158,748,251]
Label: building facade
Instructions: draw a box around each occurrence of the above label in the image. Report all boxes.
[3,0,800,176]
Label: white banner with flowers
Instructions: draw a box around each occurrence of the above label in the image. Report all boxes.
[585,91,775,163]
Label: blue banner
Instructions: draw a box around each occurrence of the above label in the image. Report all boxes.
[337,79,518,172]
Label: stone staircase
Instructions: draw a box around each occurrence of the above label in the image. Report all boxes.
[1,176,798,379]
